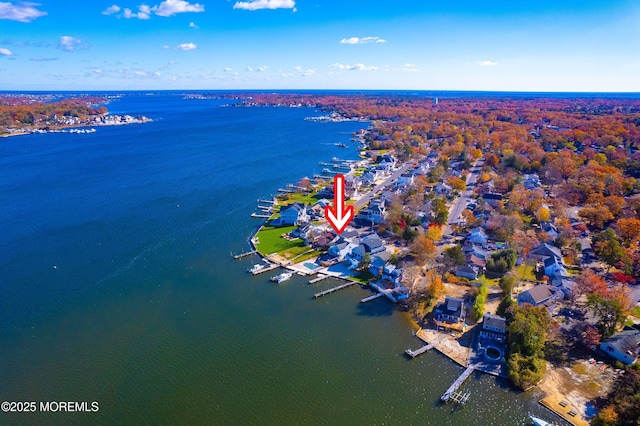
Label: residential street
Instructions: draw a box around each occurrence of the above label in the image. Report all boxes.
[444,158,483,236]
[353,161,415,211]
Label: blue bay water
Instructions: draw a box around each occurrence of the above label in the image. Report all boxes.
[1,93,552,425]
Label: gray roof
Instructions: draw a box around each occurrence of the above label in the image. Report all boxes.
[530,243,562,260]
[444,296,464,315]
[604,329,640,356]
[482,313,507,331]
[523,285,554,304]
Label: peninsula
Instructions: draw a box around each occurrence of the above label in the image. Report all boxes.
[230,93,640,425]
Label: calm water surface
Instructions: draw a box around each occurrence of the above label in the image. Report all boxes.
[1,93,552,425]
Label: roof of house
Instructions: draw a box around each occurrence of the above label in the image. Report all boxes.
[361,234,384,251]
[530,243,562,260]
[282,202,306,214]
[443,296,464,315]
[482,193,503,200]
[603,329,640,356]
[482,313,507,331]
[521,285,554,305]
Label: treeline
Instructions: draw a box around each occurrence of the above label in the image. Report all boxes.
[0,97,107,127]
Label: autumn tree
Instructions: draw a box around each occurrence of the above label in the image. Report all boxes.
[410,235,437,266]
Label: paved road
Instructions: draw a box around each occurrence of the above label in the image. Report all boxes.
[354,162,415,210]
[443,158,483,236]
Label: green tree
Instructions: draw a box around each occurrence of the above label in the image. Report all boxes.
[499,274,516,296]
[430,197,449,226]
[358,253,371,272]
[586,293,626,339]
[443,244,466,267]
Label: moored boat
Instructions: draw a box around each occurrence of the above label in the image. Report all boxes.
[271,272,293,283]
[530,416,553,426]
[249,264,265,274]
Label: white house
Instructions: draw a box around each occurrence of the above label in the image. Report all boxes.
[517,285,562,311]
[479,313,507,341]
[600,329,640,365]
[279,202,308,226]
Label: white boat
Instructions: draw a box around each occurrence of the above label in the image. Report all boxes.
[249,264,265,274]
[271,272,293,283]
[530,416,553,426]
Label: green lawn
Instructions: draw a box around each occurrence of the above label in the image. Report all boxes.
[254,225,301,255]
[514,264,537,281]
[352,271,374,284]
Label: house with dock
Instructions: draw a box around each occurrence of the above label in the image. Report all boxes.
[479,313,507,341]
[279,202,309,225]
[434,296,466,329]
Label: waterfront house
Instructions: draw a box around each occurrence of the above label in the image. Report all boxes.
[279,202,308,226]
[517,285,561,311]
[479,313,507,341]
[328,239,358,261]
[455,265,479,280]
[368,252,392,277]
[348,233,386,267]
[435,296,466,323]
[599,329,640,365]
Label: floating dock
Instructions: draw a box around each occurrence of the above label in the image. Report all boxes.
[251,263,279,275]
[251,213,271,218]
[313,281,356,298]
[441,365,475,403]
[309,274,328,284]
[361,293,384,303]
[233,250,257,259]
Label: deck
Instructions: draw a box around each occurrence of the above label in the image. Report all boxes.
[441,365,475,402]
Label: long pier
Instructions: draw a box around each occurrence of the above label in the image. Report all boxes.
[258,199,274,204]
[405,334,447,358]
[313,281,356,298]
[361,293,384,303]
[233,250,257,259]
[441,365,475,402]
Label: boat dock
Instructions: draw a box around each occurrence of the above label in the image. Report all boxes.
[251,213,271,218]
[251,263,279,275]
[441,365,475,403]
[405,338,441,358]
[361,293,384,303]
[258,199,274,204]
[309,274,328,284]
[313,281,356,298]
[233,250,257,259]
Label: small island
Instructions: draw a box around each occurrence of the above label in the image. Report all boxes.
[231,93,640,425]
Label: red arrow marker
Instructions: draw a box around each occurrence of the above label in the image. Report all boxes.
[325,174,354,234]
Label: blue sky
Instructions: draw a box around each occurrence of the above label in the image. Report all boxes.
[0,0,639,91]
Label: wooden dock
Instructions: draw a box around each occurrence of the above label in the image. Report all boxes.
[361,293,384,303]
[251,263,279,275]
[251,213,271,218]
[309,274,328,284]
[313,281,356,298]
[441,365,475,402]
[258,199,274,204]
[233,250,257,259]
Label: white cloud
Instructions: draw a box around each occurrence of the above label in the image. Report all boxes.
[176,42,197,50]
[257,65,268,72]
[102,4,121,15]
[161,45,170,49]
[302,68,315,77]
[107,1,203,19]
[58,36,81,51]
[402,63,419,72]
[340,36,386,45]
[152,0,204,17]
[0,1,47,22]
[233,0,295,11]
[123,5,150,19]
[246,66,253,72]
[477,60,497,66]
[0,47,14,56]
[331,62,378,71]
[223,67,233,72]
[189,21,197,28]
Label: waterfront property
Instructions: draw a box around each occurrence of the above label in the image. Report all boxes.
[599,329,640,365]
[479,313,507,342]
